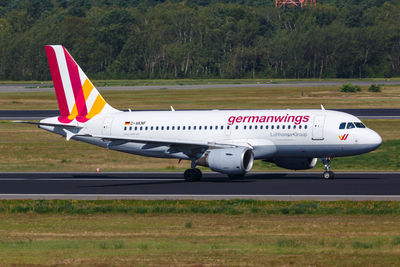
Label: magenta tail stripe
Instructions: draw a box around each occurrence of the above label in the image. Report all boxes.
[45,46,69,117]
[63,47,88,118]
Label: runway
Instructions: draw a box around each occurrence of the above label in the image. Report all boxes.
[1,109,400,120]
[1,172,399,200]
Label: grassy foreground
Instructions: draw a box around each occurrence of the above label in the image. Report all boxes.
[0,120,399,172]
[0,200,399,266]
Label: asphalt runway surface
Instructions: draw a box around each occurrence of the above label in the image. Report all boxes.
[1,80,400,93]
[1,109,400,120]
[0,172,399,200]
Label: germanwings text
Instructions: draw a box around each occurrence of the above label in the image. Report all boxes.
[227,114,310,125]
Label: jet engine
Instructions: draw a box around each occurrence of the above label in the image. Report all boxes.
[273,157,318,170]
[196,147,254,175]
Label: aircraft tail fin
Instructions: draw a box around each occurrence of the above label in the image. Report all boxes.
[45,45,118,123]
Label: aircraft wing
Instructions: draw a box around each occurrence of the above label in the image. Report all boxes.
[90,134,246,149]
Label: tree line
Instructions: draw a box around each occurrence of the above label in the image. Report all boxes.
[0,0,399,80]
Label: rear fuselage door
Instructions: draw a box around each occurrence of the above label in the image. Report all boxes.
[102,117,113,136]
[312,114,325,140]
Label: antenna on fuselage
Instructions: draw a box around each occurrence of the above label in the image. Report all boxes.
[321,105,325,110]
[170,106,175,111]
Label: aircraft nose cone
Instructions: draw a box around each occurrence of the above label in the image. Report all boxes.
[367,130,382,150]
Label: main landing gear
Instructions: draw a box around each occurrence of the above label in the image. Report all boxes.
[322,157,335,179]
[184,168,202,182]
[184,160,202,182]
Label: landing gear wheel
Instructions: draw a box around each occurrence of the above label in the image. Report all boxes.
[322,157,334,180]
[323,171,335,180]
[184,168,202,182]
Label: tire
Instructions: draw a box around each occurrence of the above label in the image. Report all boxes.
[184,168,202,182]
[193,168,202,181]
[323,171,335,179]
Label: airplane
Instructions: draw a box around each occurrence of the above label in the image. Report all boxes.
[18,45,382,181]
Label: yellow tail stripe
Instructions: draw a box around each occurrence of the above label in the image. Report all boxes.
[68,104,78,120]
[82,79,94,101]
[86,95,106,119]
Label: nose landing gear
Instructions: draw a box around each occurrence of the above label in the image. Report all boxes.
[322,157,335,179]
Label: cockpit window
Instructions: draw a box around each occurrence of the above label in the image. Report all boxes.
[339,122,346,129]
[354,122,366,128]
[346,122,356,129]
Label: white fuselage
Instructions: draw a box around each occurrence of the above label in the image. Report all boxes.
[41,109,382,161]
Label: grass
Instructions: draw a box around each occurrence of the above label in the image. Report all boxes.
[1,84,400,110]
[0,120,399,172]
[0,210,399,266]
[1,199,400,215]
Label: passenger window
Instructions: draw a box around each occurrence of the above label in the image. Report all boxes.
[249,125,252,130]
[124,127,127,131]
[145,127,148,130]
[277,125,280,129]
[227,126,230,130]
[210,126,212,130]
[293,125,296,129]
[355,122,366,128]
[167,126,169,130]
[288,125,291,129]
[305,125,307,129]
[347,122,355,129]
[199,126,202,130]
[161,126,164,130]
[271,125,274,129]
[221,126,224,130]
[235,125,238,130]
[150,126,153,130]
[266,125,268,129]
[204,126,207,130]
[172,126,175,130]
[282,125,285,129]
[177,126,180,130]
[194,126,197,130]
[299,125,302,129]
[156,126,159,130]
[339,122,346,129]
[135,127,138,131]
[140,126,143,131]
[255,125,258,130]
[244,126,246,130]
[260,125,263,130]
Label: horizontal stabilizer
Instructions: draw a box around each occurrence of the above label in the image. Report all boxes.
[13,120,82,128]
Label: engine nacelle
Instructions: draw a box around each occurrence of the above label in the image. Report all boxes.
[273,157,318,170]
[197,147,254,175]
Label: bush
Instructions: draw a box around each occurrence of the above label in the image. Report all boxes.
[368,84,381,92]
[340,83,361,92]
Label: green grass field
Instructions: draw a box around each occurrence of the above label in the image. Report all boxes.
[1,84,400,110]
[0,200,399,266]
